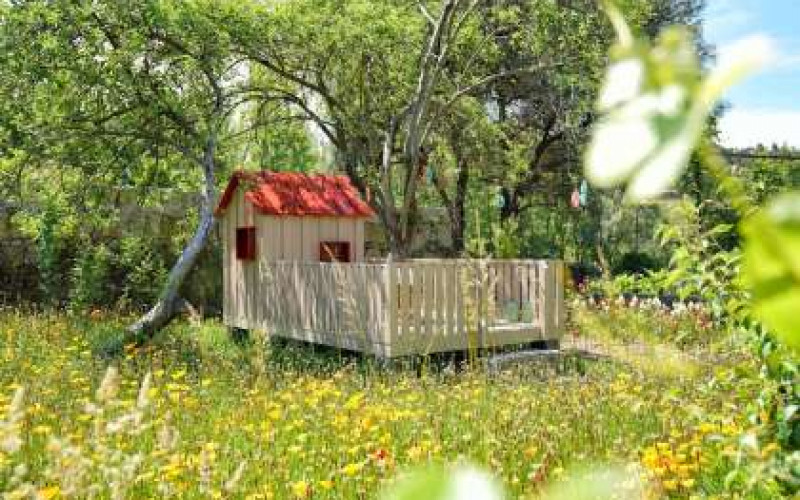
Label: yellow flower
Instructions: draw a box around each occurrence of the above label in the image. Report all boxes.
[290,481,310,498]
[406,446,424,461]
[681,478,696,489]
[342,463,362,477]
[319,479,334,490]
[663,479,678,491]
[38,486,60,499]
[344,393,364,411]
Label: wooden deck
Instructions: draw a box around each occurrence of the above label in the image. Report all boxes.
[225,259,565,358]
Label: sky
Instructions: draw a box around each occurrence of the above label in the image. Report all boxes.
[704,0,800,148]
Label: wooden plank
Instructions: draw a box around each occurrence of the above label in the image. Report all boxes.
[234,190,245,327]
[341,264,349,339]
[325,264,334,336]
[370,266,382,345]
[258,216,279,261]
[337,219,356,259]
[221,211,229,325]
[505,261,513,309]
[282,218,302,262]
[410,263,421,341]
[536,262,547,330]
[435,263,446,337]
[518,262,529,322]
[300,262,309,336]
[445,263,455,338]
[358,265,370,346]
[301,218,319,262]
[271,263,280,334]
[393,262,404,340]
[455,263,465,337]
[253,216,263,331]
[420,263,431,340]
[310,263,319,333]
[554,261,565,337]
[403,262,414,340]
[385,261,397,354]
[355,221,365,262]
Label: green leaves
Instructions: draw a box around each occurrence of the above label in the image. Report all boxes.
[381,465,503,500]
[586,4,774,201]
[742,194,800,350]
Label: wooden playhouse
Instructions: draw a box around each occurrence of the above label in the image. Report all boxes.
[215,171,565,358]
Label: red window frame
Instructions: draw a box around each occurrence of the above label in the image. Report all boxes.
[236,227,256,260]
[319,241,351,263]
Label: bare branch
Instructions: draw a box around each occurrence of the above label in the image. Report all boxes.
[421,63,558,144]
[222,114,307,142]
[418,2,435,26]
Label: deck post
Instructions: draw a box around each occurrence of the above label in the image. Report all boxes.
[541,260,565,341]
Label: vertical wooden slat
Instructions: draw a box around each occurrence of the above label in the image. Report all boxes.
[394,262,404,339]
[372,265,383,345]
[455,264,465,337]
[234,190,244,327]
[385,261,397,355]
[445,263,455,338]
[411,264,422,340]
[405,262,415,339]
[355,221,365,262]
[221,210,229,325]
[421,263,432,340]
[537,262,547,330]
[554,261,565,336]
[436,263,447,337]
[327,264,335,337]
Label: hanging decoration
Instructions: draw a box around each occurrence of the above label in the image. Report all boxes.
[426,165,437,184]
[579,179,589,206]
[570,188,580,209]
[495,190,506,209]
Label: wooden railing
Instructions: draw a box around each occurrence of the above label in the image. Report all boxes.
[252,259,564,357]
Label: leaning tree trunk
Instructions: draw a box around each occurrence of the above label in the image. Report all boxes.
[126,139,217,342]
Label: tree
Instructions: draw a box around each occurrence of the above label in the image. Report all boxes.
[0,0,261,338]
[234,0,546,255]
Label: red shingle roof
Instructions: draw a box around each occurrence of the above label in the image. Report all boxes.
[215,171,374,218]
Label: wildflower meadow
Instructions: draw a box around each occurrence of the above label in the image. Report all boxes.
[0,304,780,498]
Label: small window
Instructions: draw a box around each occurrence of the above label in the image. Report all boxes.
[236,227,256,260]
[319,241,351,263]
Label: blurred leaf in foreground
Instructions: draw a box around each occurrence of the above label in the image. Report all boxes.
[742,193,800,351]
[381,464,503,500]
[540,464,644,500]
[586,3,774,201]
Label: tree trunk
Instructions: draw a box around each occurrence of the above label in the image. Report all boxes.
[451,159,469,254]
[126,139,217,342]
[499,187,519,222]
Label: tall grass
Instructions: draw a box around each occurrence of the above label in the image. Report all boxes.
[0,310,772,498]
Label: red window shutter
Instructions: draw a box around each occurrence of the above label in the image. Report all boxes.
[319,241,351,263]
[236,227,256,260]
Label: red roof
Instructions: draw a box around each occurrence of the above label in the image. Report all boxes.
[215,171,374,218]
